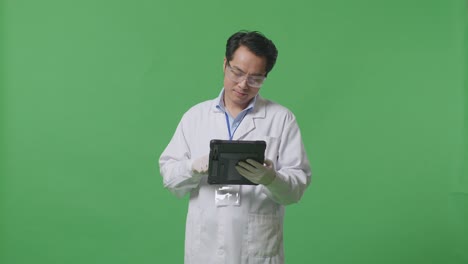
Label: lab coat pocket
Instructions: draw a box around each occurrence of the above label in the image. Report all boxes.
[247,213,282,258]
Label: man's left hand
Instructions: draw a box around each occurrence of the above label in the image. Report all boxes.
[235,159,276,185]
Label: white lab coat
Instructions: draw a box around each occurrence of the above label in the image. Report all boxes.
[159,94,311,264]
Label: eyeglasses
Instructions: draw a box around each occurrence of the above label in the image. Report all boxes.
[225,62,266,88]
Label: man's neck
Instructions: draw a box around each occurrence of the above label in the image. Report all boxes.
[223,98,248,119]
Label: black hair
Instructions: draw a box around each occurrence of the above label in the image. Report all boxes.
[225,31,278,77]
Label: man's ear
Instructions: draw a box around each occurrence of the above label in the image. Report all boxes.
[223,58,227,70]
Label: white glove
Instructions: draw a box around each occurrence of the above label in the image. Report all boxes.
[191,155,209,174]
[235,159,276,185]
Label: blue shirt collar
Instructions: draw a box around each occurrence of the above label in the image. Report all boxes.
[215,88,257,113]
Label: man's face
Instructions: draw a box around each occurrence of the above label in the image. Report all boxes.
[223,45,267,110]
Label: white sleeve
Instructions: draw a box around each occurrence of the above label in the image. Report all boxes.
[159,118,203,198]
[262,115,312,205]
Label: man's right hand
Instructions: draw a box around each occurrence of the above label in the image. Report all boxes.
[191,155,209,174]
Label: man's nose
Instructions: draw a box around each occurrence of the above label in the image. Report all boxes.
[238,78,248,89]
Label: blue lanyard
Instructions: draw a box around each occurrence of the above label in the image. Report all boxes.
[225,112,248,141]
[224,112,234,140]
[223,107,251,140]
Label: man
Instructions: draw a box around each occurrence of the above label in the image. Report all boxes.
[159,30,311,264]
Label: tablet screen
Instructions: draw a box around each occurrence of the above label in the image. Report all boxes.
[207,139,266,185]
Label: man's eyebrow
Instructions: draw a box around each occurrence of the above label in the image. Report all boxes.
[232,66,265,77]
[250,73,266,77]
[232,65,246,74]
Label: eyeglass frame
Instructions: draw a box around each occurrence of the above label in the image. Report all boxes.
[224,61,267,88]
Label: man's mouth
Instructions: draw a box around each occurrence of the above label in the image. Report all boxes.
[234,90,247,96]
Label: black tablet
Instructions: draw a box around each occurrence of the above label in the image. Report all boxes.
[207,139,266,185]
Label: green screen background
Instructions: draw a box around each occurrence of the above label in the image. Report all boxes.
[1,0,467,263]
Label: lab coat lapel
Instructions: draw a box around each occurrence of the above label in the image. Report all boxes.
[211,100,231,140]
[234,115,256,140]
[233,96,266,140]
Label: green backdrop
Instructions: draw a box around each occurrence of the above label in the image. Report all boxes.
[1,0,467,263]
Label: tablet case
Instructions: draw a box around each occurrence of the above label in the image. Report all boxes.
[207,139,266,185]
